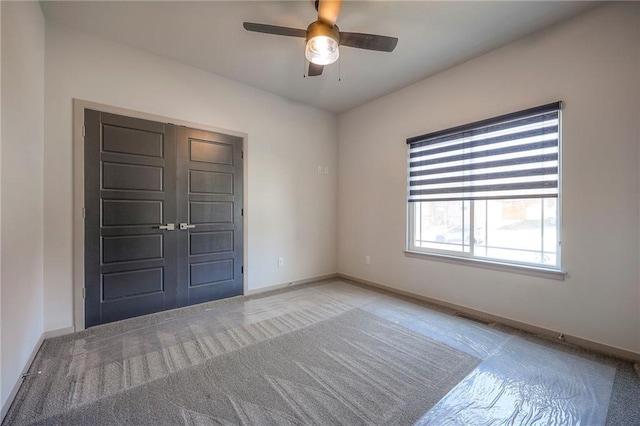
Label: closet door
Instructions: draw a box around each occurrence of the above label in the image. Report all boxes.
[84,110,178,327]
[176,127,243,306]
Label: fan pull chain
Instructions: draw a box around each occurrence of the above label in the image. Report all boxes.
[338,56,341,82]
[303,55,307,78]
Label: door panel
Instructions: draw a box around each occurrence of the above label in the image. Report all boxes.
[102,234,163,263]
[190,260,234,285]
[102,163,163,191]
[189,139,233,164]
[176,127,243,307]
[84,110,178,327]
[102,200,164,226]
[190,231,233,255]
[189,170,233,194]
[102,124,164,157]
[190,202,233,224]
[102,268,164,300]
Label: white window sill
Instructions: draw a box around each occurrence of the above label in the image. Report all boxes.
[404,250,566,281]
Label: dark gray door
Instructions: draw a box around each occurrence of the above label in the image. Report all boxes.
[85,110,244,327]
[176,127,243,306]
[84,110,178,327]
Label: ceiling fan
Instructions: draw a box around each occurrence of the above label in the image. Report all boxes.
[243,0,398,77]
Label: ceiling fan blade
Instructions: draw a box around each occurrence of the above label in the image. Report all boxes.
[339,32,398,52]
[317,0,342,26]
[243,22,306,38]
[308,63,324,77]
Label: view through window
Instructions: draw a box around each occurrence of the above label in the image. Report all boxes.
[412,199,558,266]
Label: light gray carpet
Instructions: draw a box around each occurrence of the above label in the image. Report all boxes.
[4,288,478,425]
[4,279,639,425]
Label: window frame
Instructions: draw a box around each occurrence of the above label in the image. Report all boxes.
[405,103,565,279]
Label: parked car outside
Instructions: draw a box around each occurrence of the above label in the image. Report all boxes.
[435,226,484,245]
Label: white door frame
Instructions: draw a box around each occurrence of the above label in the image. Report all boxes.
[72,99,248,331]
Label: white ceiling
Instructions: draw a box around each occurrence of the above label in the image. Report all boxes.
[40,1,600,114]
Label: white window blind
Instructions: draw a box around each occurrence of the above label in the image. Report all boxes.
[407,102,561,202]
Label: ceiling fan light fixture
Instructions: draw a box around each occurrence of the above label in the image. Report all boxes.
[305,21,339,65]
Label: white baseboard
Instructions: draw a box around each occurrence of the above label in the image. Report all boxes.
[44,326,75,339]
[338,273,640,363]
[1,335,44,422]
[1,326,74,422]
[245,273,339,296]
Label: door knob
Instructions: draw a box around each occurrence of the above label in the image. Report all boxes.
[158,223,175,231]
[179,223,196,230]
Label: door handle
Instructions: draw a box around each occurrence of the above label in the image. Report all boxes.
[158,223,175,231]
[179,223,196,230]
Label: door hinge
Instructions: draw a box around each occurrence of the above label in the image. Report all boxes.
[82,126,86,137]
[241,266,244,274]
[241,150,244,159]
[82,207,86,218]
[82,288,85,299]
[241,208,243,217]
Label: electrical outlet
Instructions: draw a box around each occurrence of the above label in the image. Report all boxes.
[317,166,323,174]
[324,166,329,175]
[278,257,284,267]
[365,256,371,265]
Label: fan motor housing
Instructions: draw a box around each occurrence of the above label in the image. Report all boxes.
[306,21,339,43]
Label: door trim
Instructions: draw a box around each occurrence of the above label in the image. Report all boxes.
[73,99,248,331]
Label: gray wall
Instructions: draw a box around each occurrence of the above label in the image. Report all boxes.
[1,1,45,410]
[338,3,640,353]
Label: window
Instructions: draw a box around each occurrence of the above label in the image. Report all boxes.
[407,102,562,271]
